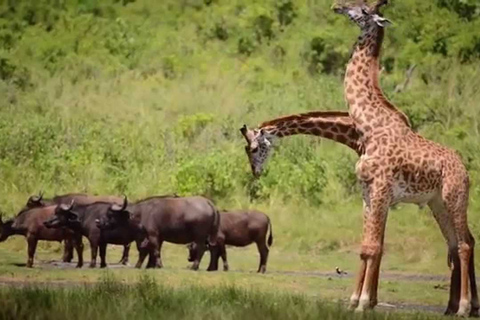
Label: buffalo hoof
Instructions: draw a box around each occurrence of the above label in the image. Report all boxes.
[89,263,96,268]
[100,264,107,268]
[76,263,83,268]
[223,265,229,272]
[119,259,128,266]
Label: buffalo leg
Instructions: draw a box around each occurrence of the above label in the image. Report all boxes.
[119,243,130,265]
[156,241,164,268]
[256,241,269,273]
[89,241,98,268]
[62,239,74,263]
[191,241,206,271]
[206,245,219,271]
[135,240,149,269]
[99,242,107,268]
[26,235,38,268]
[146,236,159,269]
[221,244,229,271]
[74,236,84,268]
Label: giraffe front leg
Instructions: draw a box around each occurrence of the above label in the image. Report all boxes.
[349,203,369,310]
[355,194,389,312]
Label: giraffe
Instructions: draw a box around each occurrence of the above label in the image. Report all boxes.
[332,0,478,316]
[240,111,363,177]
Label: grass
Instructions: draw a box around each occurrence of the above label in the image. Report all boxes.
[0,237,455,312]
[0,274,450,320]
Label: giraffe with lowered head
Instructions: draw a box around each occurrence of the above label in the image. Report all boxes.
[240,110,363,177]
[332,0,478,316]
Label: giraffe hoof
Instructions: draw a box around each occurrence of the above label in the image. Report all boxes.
[457,309,469,318]
[348,296,359,310]
[469,309,480,318]
[354,306,366,313]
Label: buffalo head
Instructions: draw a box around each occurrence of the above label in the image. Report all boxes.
[44,201,78,229]
[26,191,45,209]
[0,212,14,242]
[186,241,211,262]
[97,196,129,230]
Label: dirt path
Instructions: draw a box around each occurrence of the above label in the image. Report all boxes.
[15,260,455,282]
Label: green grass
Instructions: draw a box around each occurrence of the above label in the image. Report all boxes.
[0,238,455,312]
[0,275,449,320]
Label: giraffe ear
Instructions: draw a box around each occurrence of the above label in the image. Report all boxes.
[240,125,251,143]
[240,125,247,135]
[372,14,391,27]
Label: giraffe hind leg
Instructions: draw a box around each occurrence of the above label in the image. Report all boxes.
[468,232,479,317]
[428,197,460,315]
[441,178,472,317]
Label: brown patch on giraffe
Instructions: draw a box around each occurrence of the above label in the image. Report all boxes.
[310,128,321,136]
[324,132,334,139]
[336,135,347,144]
[300,122,315,129]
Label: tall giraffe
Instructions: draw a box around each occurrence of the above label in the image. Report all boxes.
[240,111,362,177]
[333,0,478,316]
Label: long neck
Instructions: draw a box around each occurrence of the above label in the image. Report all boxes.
[259,111,363,155]
[344,26,410,136]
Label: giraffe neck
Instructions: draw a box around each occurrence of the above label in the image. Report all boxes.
[260,111,362,155]
[344,26,410,136]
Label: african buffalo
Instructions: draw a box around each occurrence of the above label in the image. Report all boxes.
[25,192,131,265]
[100,195,220,270]
[187,210,273,273]
[44,200,136,268]
[0,205,83,268]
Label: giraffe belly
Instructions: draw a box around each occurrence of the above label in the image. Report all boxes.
[391,180,437,208]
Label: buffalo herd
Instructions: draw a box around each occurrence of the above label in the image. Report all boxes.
[0,192,273,273]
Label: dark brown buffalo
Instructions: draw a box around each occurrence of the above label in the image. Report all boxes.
[0,206,83,268]
[100,195,220,270]
[44,201,137,268]
[188,210,273,273]
[24,192,131,265]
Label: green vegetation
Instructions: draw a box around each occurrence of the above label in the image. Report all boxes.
[0,274,450,320]
[0,0,479,316]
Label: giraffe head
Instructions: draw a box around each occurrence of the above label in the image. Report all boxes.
[332,0,391,29]
[240,124,273,178]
